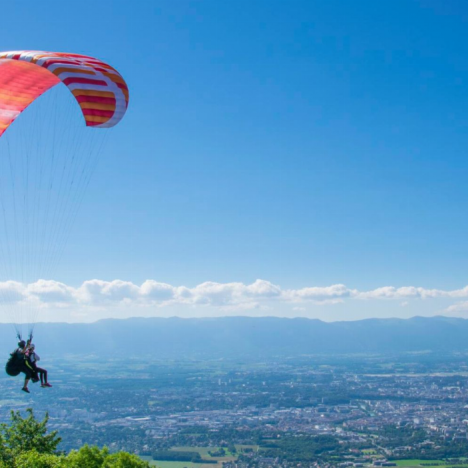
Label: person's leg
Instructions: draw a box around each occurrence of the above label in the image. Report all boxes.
[34,366,42,384]
[36,367,48,386]
[22,377,30,392]
[21,363,32,391]
[42,369,51,387]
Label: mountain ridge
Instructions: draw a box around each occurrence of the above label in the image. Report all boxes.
[0,315,465,358]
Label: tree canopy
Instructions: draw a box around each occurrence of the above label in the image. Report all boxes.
[0,409,148,468]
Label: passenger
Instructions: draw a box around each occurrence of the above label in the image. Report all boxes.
[28,344,51,388]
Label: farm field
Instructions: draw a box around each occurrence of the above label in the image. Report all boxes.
[172,446,237,458]
[394,460,468,467]
[144,460,228,468]
[235,445,259,452]
[140,458,197,468]
[362,449,377,455]
[142,445,244,468]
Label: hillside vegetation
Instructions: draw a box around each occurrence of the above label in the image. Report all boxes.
[0,408,148,468]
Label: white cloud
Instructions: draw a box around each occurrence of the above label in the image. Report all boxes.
[0,278,467,322]
[445,301,468,313]
[358,286,435,300]
[284,284,355,302]
[2,279,468,307]
[0,281,25,303]
[27,279,74,303]
[140,280,176,301]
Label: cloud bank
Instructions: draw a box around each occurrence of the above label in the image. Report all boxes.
[0,279,467,319]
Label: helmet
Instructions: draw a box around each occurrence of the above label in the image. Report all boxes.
[18,340,26,348]
[29,344,35,350]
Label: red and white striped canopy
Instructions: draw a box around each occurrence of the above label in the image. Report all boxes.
[0,50,129,137]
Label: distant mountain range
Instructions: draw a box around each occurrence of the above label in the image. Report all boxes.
[0,315,467,359]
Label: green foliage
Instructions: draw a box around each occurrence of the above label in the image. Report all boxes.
[0,409,149,468]
[0,431,14,467]
[1,409,61,456]
[15,451,66,468]
[66,445,110,468]
[66,445,150,467]
[103,452,150,467]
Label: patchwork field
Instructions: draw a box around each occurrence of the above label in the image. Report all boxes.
[395,460,468,468]
[142,445,253,468]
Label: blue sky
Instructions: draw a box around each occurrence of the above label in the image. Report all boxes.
[2,0,468,321]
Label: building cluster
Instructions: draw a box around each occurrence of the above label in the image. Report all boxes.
[1,355,468,466]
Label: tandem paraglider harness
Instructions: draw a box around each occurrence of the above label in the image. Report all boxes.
[5,352,23,377]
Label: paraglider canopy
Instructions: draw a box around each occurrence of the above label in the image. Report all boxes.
[0,50,129,137]
[0,51,129,337]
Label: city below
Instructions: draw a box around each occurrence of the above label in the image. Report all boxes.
[2,350,468,467]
